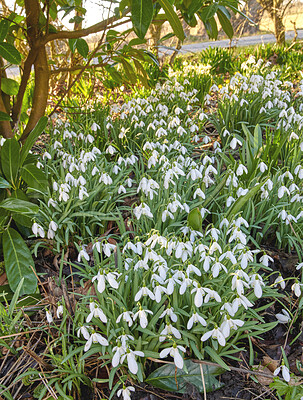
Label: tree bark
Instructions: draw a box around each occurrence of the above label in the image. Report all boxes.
[149,23,162,59]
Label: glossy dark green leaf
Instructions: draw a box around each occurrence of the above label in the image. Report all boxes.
[199,4,218,22]
[1,77,19,95]
[202,16,218,39]
[0,110,11,121]
[20,164,47,192]
[146,359,224,393]
[157,0,185,41]
[0,176,10,189]
[20,116,48,166]
[0,42,21,64]
[0,198,39,214]
[187,207,202,231]
[68,38,77,53]
[1,137,20,184]
[131,0,153,39]
[3,228,37,295]
[0,20,9,42]
[217,8,233,39]
[76,38,89,58]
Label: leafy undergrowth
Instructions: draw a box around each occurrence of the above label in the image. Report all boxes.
[1,46,303,400]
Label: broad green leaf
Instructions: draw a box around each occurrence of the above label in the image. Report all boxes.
[1,77,19,96]
[131,0,153,39]
[157,0,185,41]
[0,42,21,64]
[120,58,137,84]
[68,38,77,53]
[0,198,39,214]
[20,164,48,192]
[20,116,48,166]
[1,137,20,185]
[187,0,204,16]
[199,4,218,22]
[0,177,10,189]
[76,38,89,58]
[202,16,218,39]
[0,110,11,121]
[146,359,224,393]
[3,228,37,295]
[0,20,9,42]
[188,207,202,231]
[217,9,233,39]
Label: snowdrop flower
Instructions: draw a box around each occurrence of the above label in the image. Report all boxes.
[159,344,186,369]
[56,305,64,318]
[230,137,242,149]
[120,349,144,374]
[91,122,100,131]
[116,311,134,327]
[133,308,153,328]
[278,186,290,198]
[47,220,58,239]
[77,325,90,340]
[291,281,302,297]
[220,316,244,338]
[78,246,90,262]
[187,312,207,329]
[46,309,53,324]
[296,262,303,270]
[159,323,181,342]
[117,385,135,400]
[259,162,268,173]
[250,274,264,298]
[236,164,248,176]
[276,309,291,324]
[135,286,155,301]
[86,302,107,323]
[106,145,117,155]
[84,332,109,352]
[273,274,285,289]
[42,151,51,160]
[274,364,290,382]
[159,307,177,322]
[201,326,226,346]
[32,222,45,238]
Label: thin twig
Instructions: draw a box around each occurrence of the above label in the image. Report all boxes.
[199,363,207,400]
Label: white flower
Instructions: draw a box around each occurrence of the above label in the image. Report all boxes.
[135,286,155,301]
[187,312,207,329]
[120,349,144,374]
[117,386,135,400]
[47,220,58,239]
[77,325,90,340]
[78,247,90,262]
[84,332,109,352]
[32,222,45,238]
[116,311,134,327]
[159,345,186,369]
[273,274,285,289]
[46,310,53,324]
[250,274,264,298]
[275,309,291,324]
[273,365,290,382]
[91,122,100,131]
[56,305,64,318]
[159,307,177,322]
[159,324,181,342]
[201,326,226,346]
[86,302,107,323]
[291,281,302,297]
[133,309,153,328]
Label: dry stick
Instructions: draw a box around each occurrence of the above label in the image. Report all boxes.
[0,329,44,340]
[38,373,58,399]
[199,363,207,400]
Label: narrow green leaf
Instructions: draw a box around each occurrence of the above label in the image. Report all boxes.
[188,207,202,231]
[3,228,37,295]
[1,137,20,185]
[157,0,185,41]
[204,346,231,370]
[0,42,21,64]
[131,0,153,39]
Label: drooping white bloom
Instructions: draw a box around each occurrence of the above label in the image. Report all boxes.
[32,222,45,238]
[116,311,134,327]
[84,332,109,352]
[117,386,135,400]
[46,310,53,324]
[187,312,207,329]
[77,325,90,340]
[86,302,107,323]
[276,309,291,323]
[159,345,186,369]
[201,326,226,346]
[291,281,302,297]
[273,364,290,382]
[56,305,64,318]
[133,308,153,328]
[159,323,181,342]
[120,349,144,374]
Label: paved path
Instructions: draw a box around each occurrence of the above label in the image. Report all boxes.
[159,29,303,55]
[7,30,303,77]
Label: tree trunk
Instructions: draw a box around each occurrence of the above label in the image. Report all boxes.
[273,5,285,45]
[149,23,162,59]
